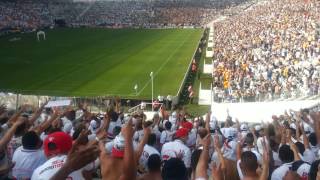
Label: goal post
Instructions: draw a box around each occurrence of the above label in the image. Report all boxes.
[37,31,46,41]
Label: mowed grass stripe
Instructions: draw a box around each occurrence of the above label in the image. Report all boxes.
[0,28,203,98]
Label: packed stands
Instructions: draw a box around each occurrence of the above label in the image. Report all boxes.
[211,0,320,103]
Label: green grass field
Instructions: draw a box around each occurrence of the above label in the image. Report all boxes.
[0,28,203,99]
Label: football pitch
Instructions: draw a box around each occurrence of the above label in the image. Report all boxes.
[0,28,203,99]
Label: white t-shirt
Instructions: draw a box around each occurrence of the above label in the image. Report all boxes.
[222,140,237,161]
[272,151,282,167]
[271,162,292,180]
[187,129,197,148]
[31,155,94,180]
[160,130,174,144]
[139,145,160,171]
[303,148,316,164]
[161,139,191,168]
[271,161,310,180]
[133,130,144,143]
[12,146,47,179]
[107,120,122,139]
[257,136,268,155]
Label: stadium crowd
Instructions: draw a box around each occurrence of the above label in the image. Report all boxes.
[212,0,320,103]
[0,99,320,180]
[0,0,229,31]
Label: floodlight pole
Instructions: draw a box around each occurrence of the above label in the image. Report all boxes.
[150,72,154,111]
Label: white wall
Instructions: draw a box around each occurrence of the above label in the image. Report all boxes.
[211,100,320,123]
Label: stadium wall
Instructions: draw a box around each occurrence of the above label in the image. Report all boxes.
[211,100,320,123]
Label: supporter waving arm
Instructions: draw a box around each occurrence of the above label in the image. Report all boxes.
[33,108,61,135]
[134,124,151,164]
[259,138,270,180]
[300,121,311,150]
[0,117,25,152]
[214,133,226,171]
[28,100,48,126]
[287,132,301,161]
[120,119,137,180]
[310,112,320,145]
[195,134,211,179]
[205,112,210,133]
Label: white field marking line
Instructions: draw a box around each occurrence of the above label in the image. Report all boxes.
[136,32,192,96]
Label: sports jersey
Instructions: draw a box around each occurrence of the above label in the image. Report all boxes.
[31,155,94,180]
[161,139,191,168]
[7,136,22,160]
[160,130,174,144]
[12,146,47,179]
[271,161,310,180]
[139,145,160,171]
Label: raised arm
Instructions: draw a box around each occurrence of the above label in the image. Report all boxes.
[236,139,242,161]
[134,126,151,164]
[235,118,240,132]
[120,119,136,180]
[6,105,26,126]
[214,134,225,171]
[310,112,320,145]
[0,118,25,152]
[259,138,270,180]
[300,122,310,150]
[205,112,211,133]
[195,134,211,179]
[29,101,48,126]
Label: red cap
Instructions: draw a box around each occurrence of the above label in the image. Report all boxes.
[112,147,124,158]
[44,132,73,157]
[175,128,189,138]
[182,122,193,131]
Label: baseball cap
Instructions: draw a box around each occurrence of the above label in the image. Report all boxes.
[291,160,311,178]
[255,125,262,132]
[240,124,248,131]
[89,120,98,134]
[63,123,73,134]
[112,134,125,158]
[289,123,297,130]
[175,128,189,138]
[44,131,73,157]
[182,122,193,131]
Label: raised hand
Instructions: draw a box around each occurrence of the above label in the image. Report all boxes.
[211,162,223,180]
[122,118,134,139]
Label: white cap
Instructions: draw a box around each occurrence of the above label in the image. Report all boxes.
[295,162,311,178]
[240,123,249,131]
[210,114,218,130]
[89,120,98,134]
[255,125,262,132]
[303,122,314,133]
[113,134,125,151]
[63,123,73,134]
[289,123,297,130]
[223,127,237,139]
